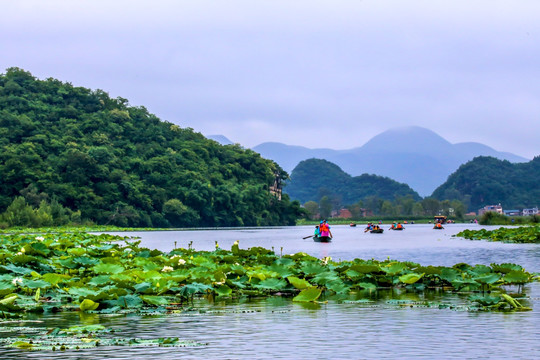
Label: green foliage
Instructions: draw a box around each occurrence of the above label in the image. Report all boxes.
[432,156,540,211]
[0,231,534,321]
[286,159,421,205]
[455,226,540,244]
[0,68,302,227]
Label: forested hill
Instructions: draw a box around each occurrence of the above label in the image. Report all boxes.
[431,156,540,211]
[285,158,421,204]
[0,68,302,227]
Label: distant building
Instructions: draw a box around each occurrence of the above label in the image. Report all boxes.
[522,207,539,216]
[503,210,520,216]
[465,212,477,217]
[337,208,352,219]
[478,204,503,215]
[269,171,282,200]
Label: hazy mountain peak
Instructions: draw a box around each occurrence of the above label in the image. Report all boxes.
[207,135,233,145]
[360,126,453,154]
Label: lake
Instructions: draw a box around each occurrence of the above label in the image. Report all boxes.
[2,224,539,359]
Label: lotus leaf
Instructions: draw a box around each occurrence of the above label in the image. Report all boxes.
[141,295,170,306]
[300,262,326,276]
[179,283,212,297]
[56,258,77,269]
[68,248,86,256]
[73,256,99,266]
[440,268,459,283]
[11,254,36,264]
[22,279,50,289]
[68,287,99,300]
[133,282,152,293]
[267,264,295,278]
[12,341,33,349]
[1,264,34,275]
[254,278,287,290]
[325,280,350,294]
[412,266,442,275]
[399,273,425,284]
[469,295,501,306]
[275,257,295,267]
[469,265,492,275]
[0,294,18,305]
[357,282,377,290]
[134,270,162,281]
[0,281,16,296]
[117,294,143,308]
[382,262,407,276]
[228,277,248,289]
[287,276,312,290]
[473,273,500,285]
[227,264,246,276]
[348,264,381,274]
[312,271,340,285]
[87,275,111,287]
[80,299,99,311]
[503,270,530,284]
[215,285,233,296]
[92,263,125,274]
[213,270,227,283]
[292,287,322,302]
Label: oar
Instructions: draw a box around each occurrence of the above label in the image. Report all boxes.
[302,235,313,239]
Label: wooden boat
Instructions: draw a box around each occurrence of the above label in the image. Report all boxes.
[350,223,357,227]
[433,226,444,230]
[313,235,332,242]
[390,227,404,230]
[370,228,384,234]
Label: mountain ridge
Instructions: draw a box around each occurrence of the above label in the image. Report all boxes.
[251,126,529,196]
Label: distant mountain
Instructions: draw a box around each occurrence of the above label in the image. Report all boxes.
[252,126,529,196]
[207,135,233,145]
[431,156,540,211]
[286,158,421,204]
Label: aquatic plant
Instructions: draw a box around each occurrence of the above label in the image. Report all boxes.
[455,226,540,244]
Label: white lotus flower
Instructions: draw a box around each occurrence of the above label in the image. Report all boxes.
[161,266,174,273]
[12,277,23,285]
[178,259,186,266]
[35,236,44,241]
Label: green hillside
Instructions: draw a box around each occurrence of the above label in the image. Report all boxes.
[0,68,302,227]
[431,156,540,211]
[285,158,421,204]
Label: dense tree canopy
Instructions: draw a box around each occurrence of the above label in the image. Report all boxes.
[431,156,540,211]
[285,158,421,205]
[0,68,302,227]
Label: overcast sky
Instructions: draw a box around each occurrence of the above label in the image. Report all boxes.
[2,0,539,158]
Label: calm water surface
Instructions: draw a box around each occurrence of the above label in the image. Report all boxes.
[2,224,539,359]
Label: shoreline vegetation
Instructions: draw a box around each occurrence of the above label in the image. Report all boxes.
[455,226,540,244]
[0,232,536,317]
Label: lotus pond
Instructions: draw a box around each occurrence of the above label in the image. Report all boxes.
[1,224,539,359]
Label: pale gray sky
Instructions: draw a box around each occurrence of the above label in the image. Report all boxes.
[2,0,539,158]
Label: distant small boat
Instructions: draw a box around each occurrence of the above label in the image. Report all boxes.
[370,229,384,234]
[350,223,357,227]
[313,236,332,242]
[390,227,404,231]
[433,226,444,230]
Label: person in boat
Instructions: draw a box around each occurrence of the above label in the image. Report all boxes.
[390,222,397,230]
[314,225,320,237]
[434,222,443,229]
[396,222,403,230]
[364,223,373,232]
[319,220,333,238]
